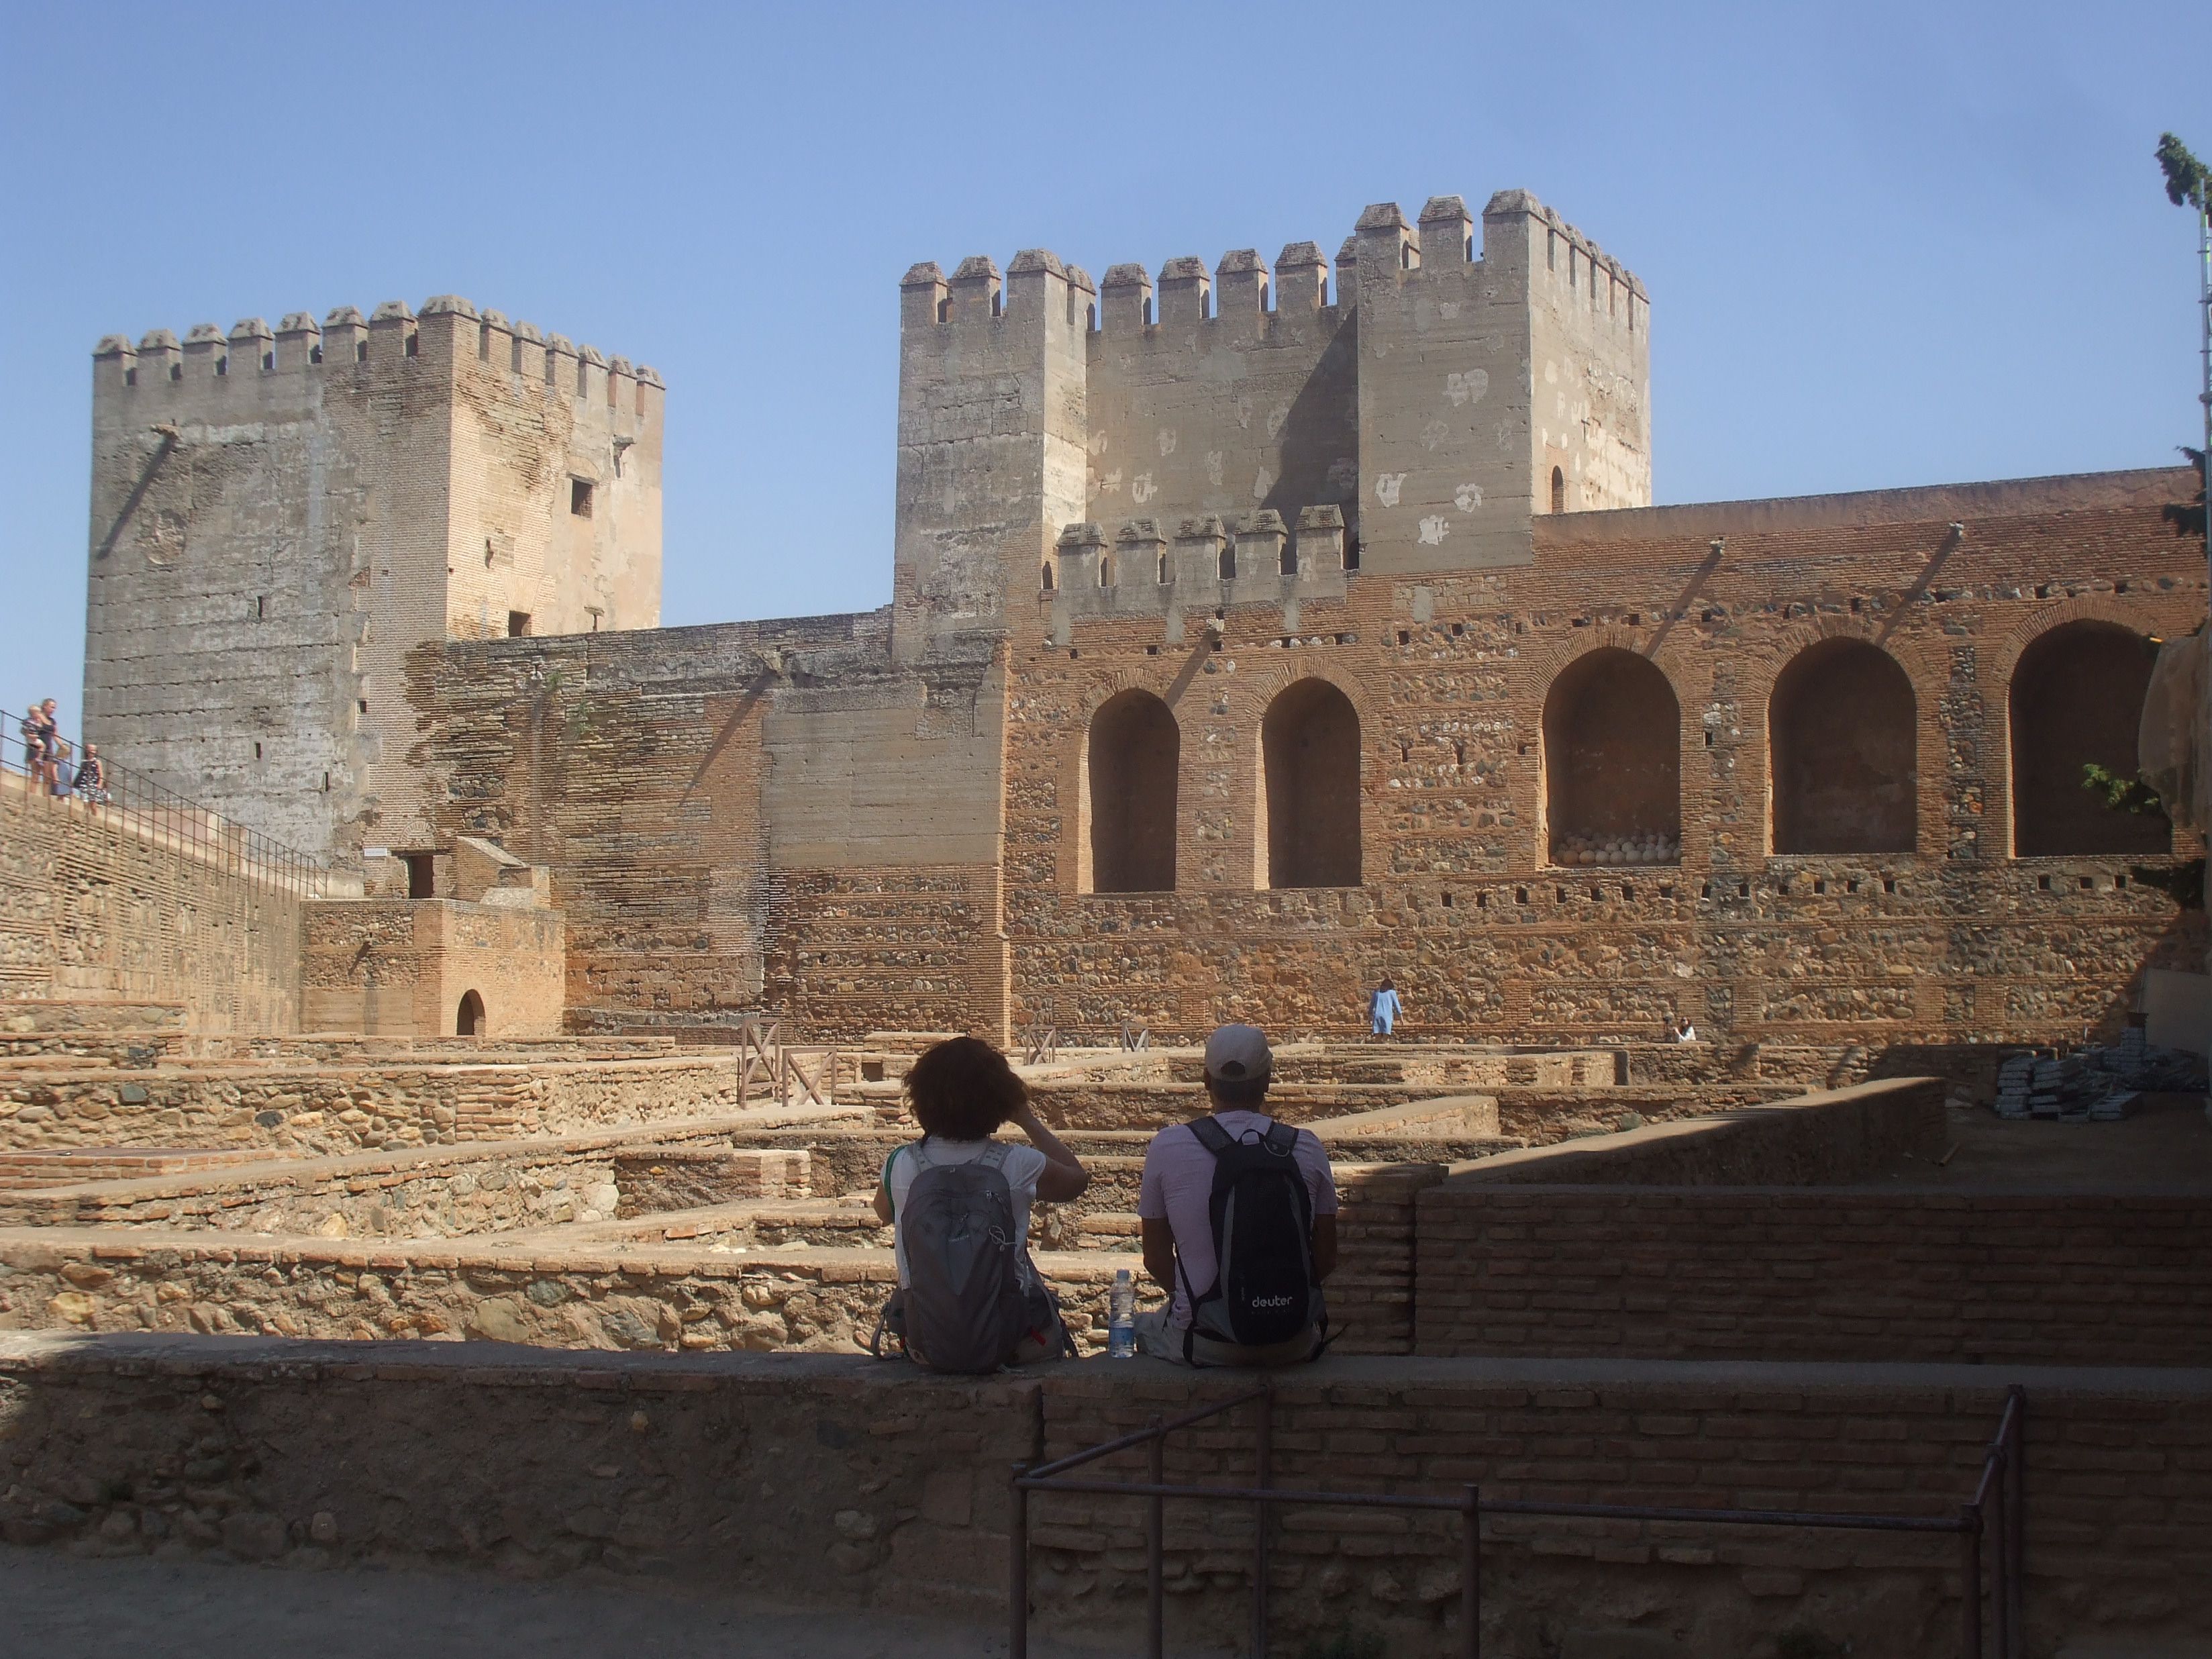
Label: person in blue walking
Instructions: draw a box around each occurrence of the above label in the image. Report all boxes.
[1369,976,1403,1039]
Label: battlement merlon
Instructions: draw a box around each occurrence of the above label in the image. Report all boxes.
[91,298,664,419]
[901,250,1094,334]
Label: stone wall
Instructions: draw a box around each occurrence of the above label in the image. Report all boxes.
[302,898,565,1038]
[1454,1077,1946,1187]
[0,1052,782,1155]
[0,785,303,1032]
[0,1160,1419,1358]
[0,1117,764,1236]
[417,617,1009,1040]
[1,1336,2202,1657]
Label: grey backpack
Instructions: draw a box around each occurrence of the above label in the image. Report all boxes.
[875,1140,1029,1374]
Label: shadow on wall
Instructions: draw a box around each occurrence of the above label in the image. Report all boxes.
[1084,691,1178,894]
[1260,678,1360,889]
[1770,638,1917,855]
[2012,621,2170,857]
[1544,648,1679,861]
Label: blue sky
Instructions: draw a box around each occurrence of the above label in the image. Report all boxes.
[3,1,2207,732]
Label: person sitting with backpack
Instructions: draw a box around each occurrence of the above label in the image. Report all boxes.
[1135,1023,1338,1366]
[869,1035,1089,1371]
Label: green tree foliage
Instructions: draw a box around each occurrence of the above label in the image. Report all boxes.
[2082,762,2166,816]
[2157,132,2210,211]
[2168,445,2207,540]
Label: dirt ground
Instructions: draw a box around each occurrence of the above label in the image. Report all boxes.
[0,1544,1177,1659]
[1840,1095,2212,1191]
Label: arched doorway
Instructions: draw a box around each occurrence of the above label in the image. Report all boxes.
[456,990,485,1038]
[1260,678,1362,887]
[1769,639,1917,854]
[2009,621,2168,856]
[1544,648,1681,864]
[1083,690,1178,892]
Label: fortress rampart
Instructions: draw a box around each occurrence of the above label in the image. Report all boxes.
[70,187,2208,1053]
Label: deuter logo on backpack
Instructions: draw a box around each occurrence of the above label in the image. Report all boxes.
[1180,1117,1323,1358]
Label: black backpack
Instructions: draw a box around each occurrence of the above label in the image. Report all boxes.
[1178,1117,1325,1360]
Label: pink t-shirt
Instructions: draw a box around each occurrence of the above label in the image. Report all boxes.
[1137,1111,1337,1327]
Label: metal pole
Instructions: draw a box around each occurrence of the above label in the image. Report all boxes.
[1991,1463,2011,1659]
[2199,194,2210,599]
[1462,1485,1481,1659]
[1009,1463,1029,1659]
[1960,1503,1983,1659]
[1148,1424,1164,1659]
[2006,1391,2026,1658]
[1252,1389,1272,1659]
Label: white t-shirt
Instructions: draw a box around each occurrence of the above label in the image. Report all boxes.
[1137,1111,1338,1327]
[885,1138,1050,1289]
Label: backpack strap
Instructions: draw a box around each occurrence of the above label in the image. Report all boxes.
[1260,1121,1299,1157]
[976,1142,1011,1170]
[1186,1116,1234,1156]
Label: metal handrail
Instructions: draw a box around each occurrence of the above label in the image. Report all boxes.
[1011,1382,2027,1659]
[3,707,327,899]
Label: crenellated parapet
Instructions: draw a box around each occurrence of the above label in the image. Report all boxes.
[92,297,664,423]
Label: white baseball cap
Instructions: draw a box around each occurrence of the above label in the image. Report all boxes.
[1204,1023,1272,1083]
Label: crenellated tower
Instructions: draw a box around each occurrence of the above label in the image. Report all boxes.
[84,297,664,870]
[892,250,1092,662]
[893,189,1649,638]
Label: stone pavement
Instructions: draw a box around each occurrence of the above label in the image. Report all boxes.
[0,1544,1186,1659]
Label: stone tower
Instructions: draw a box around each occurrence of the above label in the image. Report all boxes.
[891,189,1650,638]
[83,298,663,870]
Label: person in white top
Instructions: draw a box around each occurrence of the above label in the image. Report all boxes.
[1136,1024,1338,1366]
[871,1036,1089,1360]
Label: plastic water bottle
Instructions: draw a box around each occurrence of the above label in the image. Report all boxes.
[1107,1268,1136,1358]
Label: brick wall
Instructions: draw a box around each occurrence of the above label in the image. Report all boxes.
[1000,474,2209,1048]
[0,785,303,1032]
[1,1337,2202,1656]
[1416,1097,2212,1371]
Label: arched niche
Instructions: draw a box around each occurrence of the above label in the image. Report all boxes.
[456,989,485,1038]
[1082,690,1179,893]
[2009,621,2169,856]
[1770,639,1917,854]
[1260,678,1362,887]
[1543,648,1681,865]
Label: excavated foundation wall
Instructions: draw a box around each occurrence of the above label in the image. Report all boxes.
[0,1336,2202,1658]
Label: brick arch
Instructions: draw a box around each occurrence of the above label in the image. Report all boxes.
[1055,672,1190,896]
[1723,620,1938,860]
[1256,674,1364,888]
[1763,638,1920,856]
[1508,632,1697,870]
[1236,658,1386,734]
[1984,593,2162,687]
[1080,688,1180,893]
[1505,625,1695,705]
[1538,644,1685,866]
[1997,605,2170,858]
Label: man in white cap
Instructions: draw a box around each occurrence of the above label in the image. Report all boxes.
[1134,1024,1338,1365]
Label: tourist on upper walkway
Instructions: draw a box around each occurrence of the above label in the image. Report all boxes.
[1671,1017,1699,1044]
[1135,1024,1338,1366]
[1369,977,1402,1038]
[72,744,108,807]
[870,1036,1088,1370]
[32,701,60,794]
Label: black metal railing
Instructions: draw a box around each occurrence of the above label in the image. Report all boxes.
[1010,1383,2026,1658]
[3,707,327,899]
